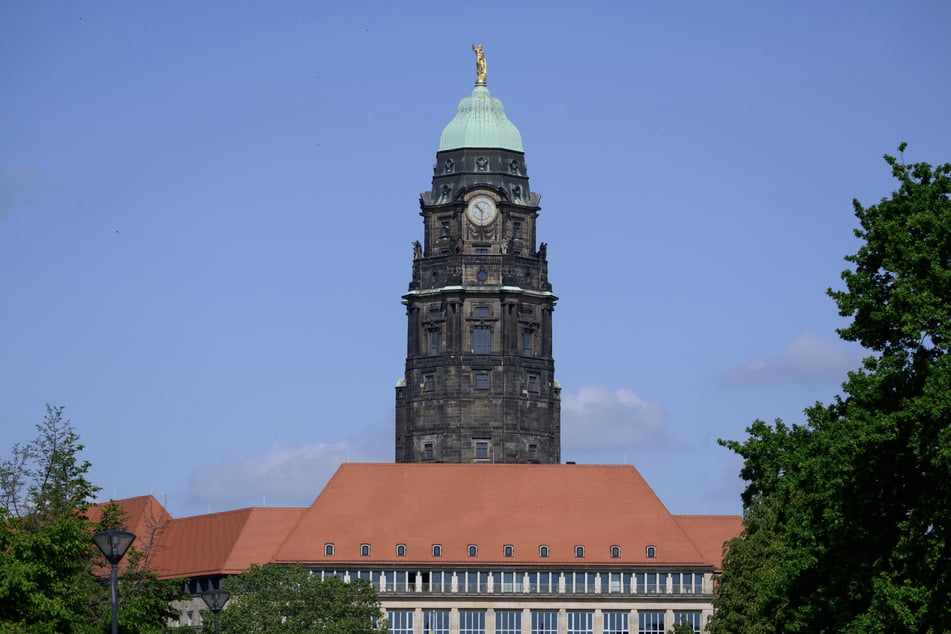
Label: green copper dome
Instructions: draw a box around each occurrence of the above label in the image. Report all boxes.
[438,84,523,152]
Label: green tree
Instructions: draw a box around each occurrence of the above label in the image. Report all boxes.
[0,405,103,633]
[220,564,387,633]
[709,146,951,633]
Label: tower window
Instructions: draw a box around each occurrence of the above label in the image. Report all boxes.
[522,328,534,355]
[429,305,441,319]
[539,545,549,558]
[468,544,478,557]
[473,326,491,354]
[474,440,489,459]
[475,247,489,256]
[512,221,522,238]
[428,327,441,355]
[528,444,538,461]
[477,268,488,282]
[432,544,442,557]
[361,543,370,557]
[528,374,539,392]
[575,545,585,558]
[324,543,335,556]
[474,305,490,317]
[423,442,434,460]
[611,545,621,558]
[424,374,435,392]
[474,372,489,390]
[396,544,406,557]
[441,220,451,236]
[503,544,514,558]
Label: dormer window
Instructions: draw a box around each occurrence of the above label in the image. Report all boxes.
[503,544,514,558]
[539,545,549,558]
[646,545,656,559]
[396,544,406,557]
[468,544,478,557]
[324,543,334,556]
[432,544,442,557]
[360,543,371,557]
[611,545,621,558]
[575,545,585,558]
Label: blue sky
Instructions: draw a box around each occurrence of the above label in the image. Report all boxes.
[2,1,948,518]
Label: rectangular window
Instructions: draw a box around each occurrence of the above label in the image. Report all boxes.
[475,372,490,389]
[475,440,489,459]
[424,374,435,392]
[473,325,492,353]
[512,221,522,238]
[567,611,593,634]
[441,220,451,236]
[459,609,486,634]
[522,328,534,354]
[528,374,539,392]
[531,610,558,634]
[500,571,522,592]
[603,612,629,634]
[474,305,490,317]
[475,247,489,255]
[425,609,450,634]
[429,327,441,355]
[388,609,414,634]
[424,442,434,460]
[638,610,665,634]
[495,610,521,634]
[672,611,701,634]
[528,444,538,461]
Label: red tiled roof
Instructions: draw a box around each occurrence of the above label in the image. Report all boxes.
[88,495,173,538]
[673,515,743,570]
[273,463,723,567]
[150,507,305,580]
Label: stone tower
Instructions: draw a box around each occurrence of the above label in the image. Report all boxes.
[395,51,560,464]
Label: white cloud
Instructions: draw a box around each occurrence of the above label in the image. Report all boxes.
[718,332,861,388]
[188,441,371,511]
[561,385,668,454]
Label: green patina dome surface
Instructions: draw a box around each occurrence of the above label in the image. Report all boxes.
[438,84,523,152]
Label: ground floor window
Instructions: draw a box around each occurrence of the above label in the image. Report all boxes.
[603,611,629,633]
[531,610,557,633]
[673,611,702,633]
[387,609,413,634]
[424,609,450,634]
[638,610,665,634]
[460,609,486,634]
[495,609,521,633]
[567,610,593,634]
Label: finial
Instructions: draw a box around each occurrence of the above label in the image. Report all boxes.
[472,43,487,85]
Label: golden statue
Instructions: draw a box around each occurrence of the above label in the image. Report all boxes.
[472,43,487,84]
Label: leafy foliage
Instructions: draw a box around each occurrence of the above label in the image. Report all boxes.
[0,406,179,633]
[220,564,387,633]
[710,147,951,633]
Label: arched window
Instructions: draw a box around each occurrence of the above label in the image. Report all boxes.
[575,545,585,558]
[503,544,514,558]
[539,545,549,558]
[610,545,621,558]
[360,543,371,557]
[646,545,656,559]
[324,543,334,556]
[396,544,406,557]
[468,544,478,557]
[432,544,442,557]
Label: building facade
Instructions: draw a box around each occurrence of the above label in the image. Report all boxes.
[395,56,560,465]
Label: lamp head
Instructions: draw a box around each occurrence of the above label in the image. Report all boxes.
[201,588,231,613]
[93,530,136,565]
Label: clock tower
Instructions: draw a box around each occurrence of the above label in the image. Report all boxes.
[395,47,560,464]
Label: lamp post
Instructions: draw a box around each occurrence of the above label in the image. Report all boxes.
[93,529,136,634]
[200,588,230,634]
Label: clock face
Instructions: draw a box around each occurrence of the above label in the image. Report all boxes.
[466,195,498,226]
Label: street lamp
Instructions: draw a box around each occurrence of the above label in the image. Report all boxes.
[93,529,136,634]
[200,588,230,634]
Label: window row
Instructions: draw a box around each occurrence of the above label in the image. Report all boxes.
[312,569,705,595]
[323,543,656,559]
[386,608,702,634]
[423,327,536,355]
[422,371,541,392]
